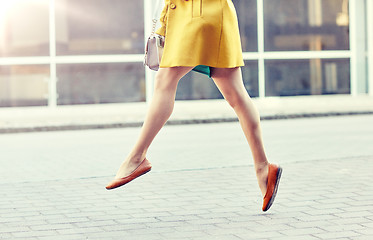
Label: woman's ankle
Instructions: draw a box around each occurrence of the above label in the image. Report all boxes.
[126,151,147,164]
[255,161,269,175]
[255,162,269,196]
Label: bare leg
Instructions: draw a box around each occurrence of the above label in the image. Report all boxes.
[114,67,194,179]
[211,67,269,196]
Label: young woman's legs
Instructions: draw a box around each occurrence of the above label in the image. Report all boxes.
[211,67,269,196]
[114,66,194,179]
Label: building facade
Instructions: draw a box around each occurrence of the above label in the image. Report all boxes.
[0,0,372,107]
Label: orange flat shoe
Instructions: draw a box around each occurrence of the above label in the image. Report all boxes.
[105,158,152,190]
[262,164,282,212]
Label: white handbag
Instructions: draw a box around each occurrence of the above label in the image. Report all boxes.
[144,20,165,71]
[144,0,165,71]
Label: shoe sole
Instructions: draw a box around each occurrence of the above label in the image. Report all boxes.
[263,166,282,212]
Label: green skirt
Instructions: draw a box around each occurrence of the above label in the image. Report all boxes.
[192,65,211,78]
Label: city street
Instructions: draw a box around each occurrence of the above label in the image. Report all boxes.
[1,115,373,239]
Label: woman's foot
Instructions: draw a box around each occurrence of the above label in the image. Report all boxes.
[262,163,282,211]
[106,153,151,190]
[106,158,152,190]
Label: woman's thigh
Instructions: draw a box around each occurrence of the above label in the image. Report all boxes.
[155,66,194,90]
[210,67,247,96]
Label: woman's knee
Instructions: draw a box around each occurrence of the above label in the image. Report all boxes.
[154,70,178,91]
[223,88,248,109]
[225,91,261,128]
[224,91,243,109]
[248,114,261,130]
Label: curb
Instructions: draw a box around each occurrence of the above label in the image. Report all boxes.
[1,111,373,134]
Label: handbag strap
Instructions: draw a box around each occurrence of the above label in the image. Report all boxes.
[151,0,163,34]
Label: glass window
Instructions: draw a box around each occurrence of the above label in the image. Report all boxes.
[242,61,259,97]
[175,61,258,100]
[233,0,258,52]
[0,0,49,57]
[264,0,349,51]
[55,0,144,55]
[265,59,350,96]
[57,63,145,105]
[176,71,222,100]
[0,65,49,107]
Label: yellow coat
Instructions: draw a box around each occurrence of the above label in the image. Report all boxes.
[156,0,244,69]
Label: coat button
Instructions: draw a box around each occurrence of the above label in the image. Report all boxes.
[170,3,176,9]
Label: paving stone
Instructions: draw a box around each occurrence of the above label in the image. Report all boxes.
[37,236,83,240]
[354,228,373,235]
[173,223,221,232]
[280,227,326,236]
[233,229,285,239]
[9,238,40,240]
[55,226,103,235]
[274,235,320,240]
[11,230,57,238]
[313,231,362,239]
[161,230,207,239]
[0,227,31,234]
[352,235,373,240]
[191,234,244,240]
[101,223,149,232]
[0,233,13,239]
[30,224,75,231]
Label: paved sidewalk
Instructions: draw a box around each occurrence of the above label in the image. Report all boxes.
[1,94,373,133]
[1,157,372,240]
[0,115,373,239]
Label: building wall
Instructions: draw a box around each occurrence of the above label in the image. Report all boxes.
[0,0,370,107]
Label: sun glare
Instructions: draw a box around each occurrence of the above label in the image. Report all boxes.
[0,0,49,17]
[0,0,48,34]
